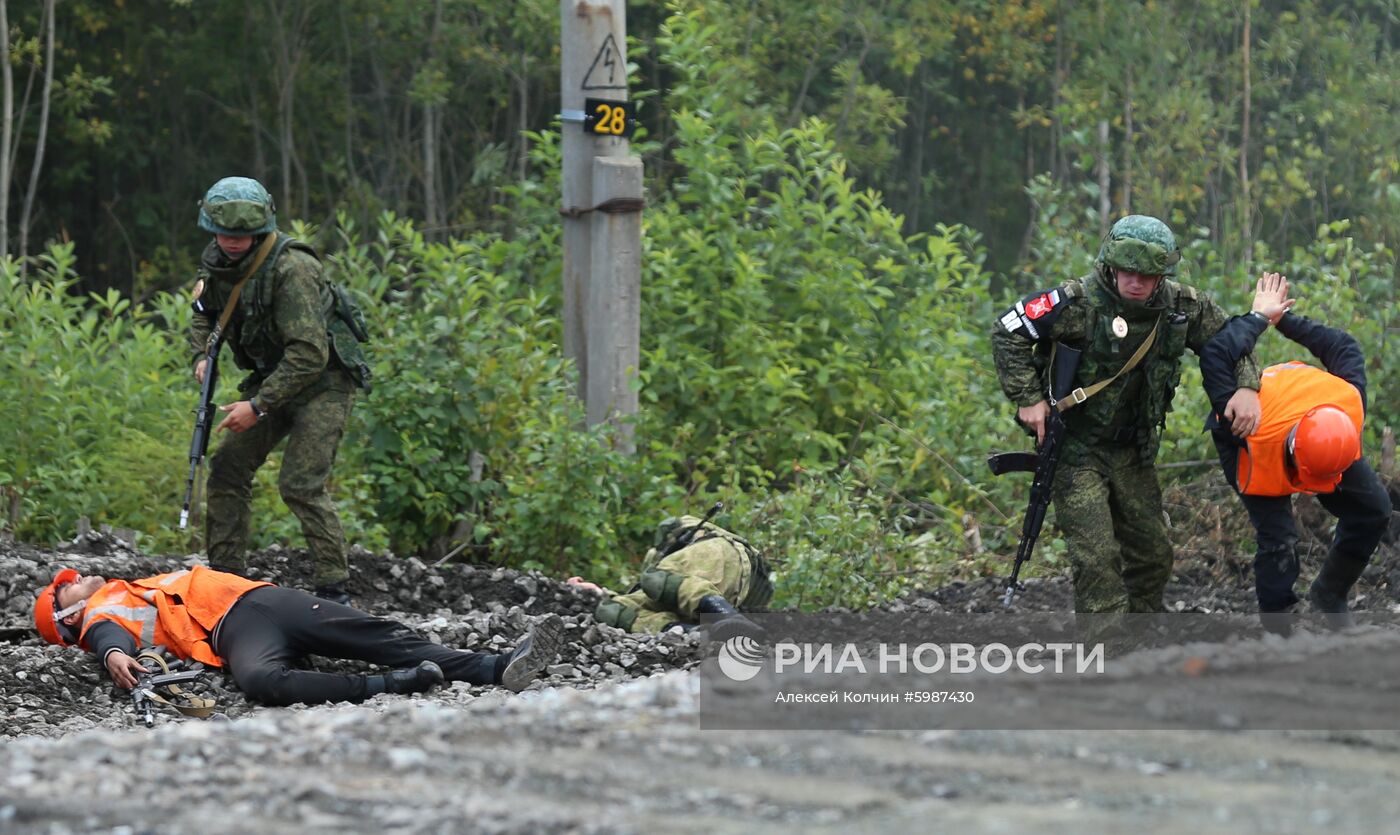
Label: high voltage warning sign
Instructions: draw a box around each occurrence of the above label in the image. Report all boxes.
[581,33,626,90]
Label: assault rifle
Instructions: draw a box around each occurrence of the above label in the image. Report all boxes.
[130,650,210,727]
[180,329,224,530]
[987,344,1082,606]
[660,501,724,558]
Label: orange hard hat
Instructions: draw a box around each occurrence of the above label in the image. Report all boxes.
[33,567,81,646]
[1289,405,1361,490]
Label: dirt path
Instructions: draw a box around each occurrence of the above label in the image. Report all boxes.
[4,671,1399,834]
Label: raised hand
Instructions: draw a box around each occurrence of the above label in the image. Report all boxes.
[1251,272,1296,326]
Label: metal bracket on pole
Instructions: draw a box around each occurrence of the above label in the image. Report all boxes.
[560,109,587,123]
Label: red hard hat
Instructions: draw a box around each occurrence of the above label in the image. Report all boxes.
[1290,405,1361,491]
[33,567,80,646]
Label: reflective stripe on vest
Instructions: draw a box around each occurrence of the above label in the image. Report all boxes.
[84,602,158,648]
[1237,362,1364,497]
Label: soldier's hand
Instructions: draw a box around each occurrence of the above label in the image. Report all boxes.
[1017,400,1051,446]
[216,401,258,434]
[194,359,209,384]
[1251,272,1295,325]
[105,651,152,690]
[1223,388,1262,438]
[567,576,603,594]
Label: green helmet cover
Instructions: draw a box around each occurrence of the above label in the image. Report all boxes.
[198,177,277,235]
[1097,214,1181,277]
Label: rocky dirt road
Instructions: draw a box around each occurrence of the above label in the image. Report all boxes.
[5,671,1400,834]
[3,514,1400,833]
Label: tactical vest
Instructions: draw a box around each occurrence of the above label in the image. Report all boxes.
[77,567,269,667]
[1057,272,1195,459]
[645,523,774,609]
[1236,362,1364,496]
[196,235,372,391]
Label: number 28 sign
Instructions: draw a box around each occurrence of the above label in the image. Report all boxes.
[584,97,637,139]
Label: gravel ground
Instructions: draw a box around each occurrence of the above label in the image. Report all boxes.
[2,475,1399,833]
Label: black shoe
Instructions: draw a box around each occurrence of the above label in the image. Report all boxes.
[696,594,766,642]
[384,660,445,695]
[501,614,564,693]
[1307,584,1355,630]
[313,584,353,606]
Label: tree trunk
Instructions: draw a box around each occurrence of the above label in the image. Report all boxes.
[267,0,313,217]
[19,0,56,271]
[517,49,529,184]
[1120,68,1133,214]
[1094,0,1110,235]
[1240,0,1253,268]
[422,0,444,238]
[1051,1,1067,182]
[1096,117,1111,236]
[0,0,13,256]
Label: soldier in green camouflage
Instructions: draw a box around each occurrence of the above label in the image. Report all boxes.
[189,177,371,604]
[568,516,773,640]
[991,215,1262,614]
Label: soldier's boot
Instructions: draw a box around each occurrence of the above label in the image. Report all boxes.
[313,584,353,606]
[696,595,765,642]
[500,614,564,693]
[1307,556,1366,630]
[370,660,444,697]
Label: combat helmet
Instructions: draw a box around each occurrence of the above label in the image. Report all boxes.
[1097,214,1181,277]
[197,176,277,236]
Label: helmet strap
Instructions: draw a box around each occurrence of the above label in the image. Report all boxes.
[54,597,87,621]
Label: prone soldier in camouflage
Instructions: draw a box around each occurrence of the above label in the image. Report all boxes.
[188,177,371,604]
[991,215,1262,614]
[568,517,773,640]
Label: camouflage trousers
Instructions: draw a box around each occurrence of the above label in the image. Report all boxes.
[206,375,355,586]
[1051,445,1172,614]
[596,537,761,634]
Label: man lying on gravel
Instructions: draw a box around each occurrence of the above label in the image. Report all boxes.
[33,565,563,706]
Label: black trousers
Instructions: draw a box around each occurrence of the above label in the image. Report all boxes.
[1215,434,1392,611]
[215,586,501,706]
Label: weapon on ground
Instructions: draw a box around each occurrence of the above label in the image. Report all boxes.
[180,331,223,529]
[987,343,1082,606]
[132,668,205,727]
[131,648,214,727]
[660,501,724,558]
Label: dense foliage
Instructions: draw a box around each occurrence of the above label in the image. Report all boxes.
[2,1,1397,609]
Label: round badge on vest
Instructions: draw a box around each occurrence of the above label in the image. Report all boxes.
[1111,316,1129,338]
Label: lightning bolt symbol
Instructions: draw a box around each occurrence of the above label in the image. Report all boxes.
[603,44,616,84]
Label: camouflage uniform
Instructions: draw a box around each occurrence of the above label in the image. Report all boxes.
[991,216,1260,614]
[189,178,370,590]
[593,518,773,633]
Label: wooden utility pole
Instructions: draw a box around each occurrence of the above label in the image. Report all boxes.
[560,0,641,451]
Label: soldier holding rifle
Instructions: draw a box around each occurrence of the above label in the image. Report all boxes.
[990,216,1261,614]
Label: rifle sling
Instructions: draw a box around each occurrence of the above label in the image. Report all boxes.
[1053,317,1160,413]
[209,231,279,346]
[135,650,216,720]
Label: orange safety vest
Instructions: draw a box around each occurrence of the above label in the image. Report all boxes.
[1236,361,1364,497]
[76,566,269,667]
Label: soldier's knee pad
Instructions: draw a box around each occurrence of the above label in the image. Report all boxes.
[640,568,685,608]
[594,599,638,632]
